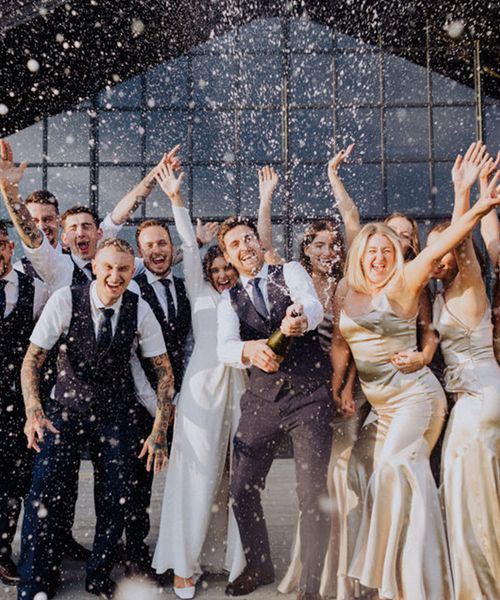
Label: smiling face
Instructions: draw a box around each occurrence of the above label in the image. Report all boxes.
[26,203,60,248]
[427,230,458,284]
[208,255,238,293]
[92,245,135,306]
[386,215,414,259]
[361,233,396,286]
[222,224,265,278]
[137,225,173,277]
[304,229,342,276]
[62,212,102,260]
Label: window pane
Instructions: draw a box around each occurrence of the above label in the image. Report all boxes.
[290,20,333,52]
[432,162,454,215]
[289,109,333,161]
[240,165,285,217]
[432,106,476,160]
[98,75,142,109]
[192,166,237,216]
[386,163,431,217]
[340,163,384,218]
[240,110,282,162]
[47,111,90,163]
[385,107,429,161]
[336,107,381,161]
[19,166,44,203]
[238,18,283,52]
[431,50,475,104]
[289,54,332,107]
[336,53,380,105]
[239,55,282,107]
[98,167,142,217]
[290,163,332,219]
[144,111,188,162]
[192,56,236,108]
[193,30,236,55]
[384,52,427,104]
[432,71,475,104]
[484,105,500,149]
[6,121,44,162]
[99,112,142,163]
[192,111,235,163]
[47,166,90,212]
[145,57,189,108]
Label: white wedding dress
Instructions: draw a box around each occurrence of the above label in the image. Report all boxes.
[152,206,247,581]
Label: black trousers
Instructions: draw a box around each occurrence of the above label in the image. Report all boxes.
[230,382,333,594]
[17,408,134,599]
[0,397,33,561]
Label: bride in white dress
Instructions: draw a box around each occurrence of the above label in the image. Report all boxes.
[152,160,246,599]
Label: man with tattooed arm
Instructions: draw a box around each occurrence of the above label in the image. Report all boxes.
[17,238,174,600]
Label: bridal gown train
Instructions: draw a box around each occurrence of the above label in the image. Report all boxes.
[339,291,453,600]
[434,293,500,600]
[152,207,247,581]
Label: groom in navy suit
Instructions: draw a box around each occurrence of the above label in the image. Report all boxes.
[217,216,333,600]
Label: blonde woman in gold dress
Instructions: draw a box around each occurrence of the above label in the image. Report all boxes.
[331,171,500,600]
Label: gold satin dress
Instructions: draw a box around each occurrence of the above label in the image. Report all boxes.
[340,291,453,600]
[434,294,500,600]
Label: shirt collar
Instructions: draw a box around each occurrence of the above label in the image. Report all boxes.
[71,253,90,270]
[90,281,123,313]
[146,268,174,286]
[240,263,269,289]
[2,268,18,286]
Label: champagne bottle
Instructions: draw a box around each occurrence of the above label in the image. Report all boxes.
[266,310,299,362]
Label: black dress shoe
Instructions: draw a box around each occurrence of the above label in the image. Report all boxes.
[0,556,20,586]
[85,578,117,599]
[63,535,91,561]
[225,566,274,596]
[124,562,156,580]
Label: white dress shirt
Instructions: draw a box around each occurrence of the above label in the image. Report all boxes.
[217,261,324,368]
[13,241,63,275]
[1,267,49,320]
[127,269,178,316]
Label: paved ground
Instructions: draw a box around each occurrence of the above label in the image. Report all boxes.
[6,460,299,600]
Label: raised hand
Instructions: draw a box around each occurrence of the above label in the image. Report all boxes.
[258,165,279,204]
[155,162,185,201]
[0,139,27,187]
[452,141,490,191]
[480,150,500,195]
[474,170,500,216]
[328,143,355,182]
[196,218,218,246]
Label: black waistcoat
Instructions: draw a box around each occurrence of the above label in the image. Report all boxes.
[20,256,42,280]
[0,273,35,409]
[70,256,92,286]
[134,273,191,393]
[229,264,331,401]
[53,283,137,418]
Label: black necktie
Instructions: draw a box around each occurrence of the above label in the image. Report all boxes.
[83,263,96,280]
[249,277,269,319]
[97,308,114,354]
[0,279,6,319]
[159,278,176,321]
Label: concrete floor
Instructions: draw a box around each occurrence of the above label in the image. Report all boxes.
[5,460,300,600]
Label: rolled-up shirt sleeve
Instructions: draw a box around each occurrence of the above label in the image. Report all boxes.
[23,234,73,292]
[283,261,324,331]
[217,291,247,369]
[136,298,167,358]
[30,287,72,350]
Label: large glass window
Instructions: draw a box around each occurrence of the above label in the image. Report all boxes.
[6,17,496,258]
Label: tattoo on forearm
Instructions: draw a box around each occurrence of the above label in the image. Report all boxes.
[150,352,175,430]
[128,194,146,215]
[21,344,48,414]
[2,188,42,248]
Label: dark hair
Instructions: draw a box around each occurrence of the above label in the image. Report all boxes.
[0,220,9,237]
[384,212,421,260]
[428,219,486,277]
[217,215,259,252]
[203,246,224,281]
[61,206,100,228]
[25,190,59,213]
[299,220,346,280]
[96,237,135,257]
[135,219,172,245]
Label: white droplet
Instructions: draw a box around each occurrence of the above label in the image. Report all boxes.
[27,59,40,72]
[34,593,48,600]
[131,18,145,36]
[65,135,74,145]
[37,506,48,518]
[445,20,464,39]
[0,104,9,116]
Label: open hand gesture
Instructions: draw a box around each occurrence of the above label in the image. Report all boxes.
[480,150,500,196]
[196,218,218,246]
[258,166,279,204]
[156,162,185,200]
[0,139,27,187]
[452,141,490,191]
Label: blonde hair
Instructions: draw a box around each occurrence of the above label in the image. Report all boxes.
[345,223,405,294]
